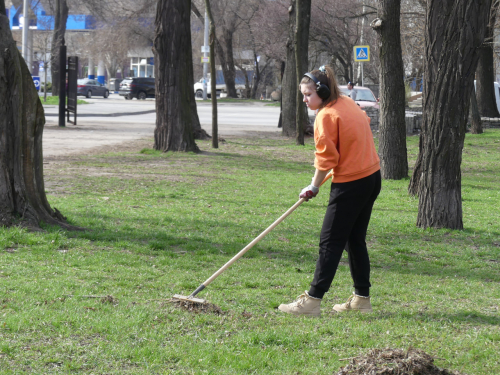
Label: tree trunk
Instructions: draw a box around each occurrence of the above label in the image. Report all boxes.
[372,0,408,180]
[410,0,491,229]
[470,89,483,134]
[278,61,285,128]
[333,54,352,84]
[281,0,297,137]
[250,54,260,99]
[0,12,76,230]
[222,29,237,98]
[214,33,237,98]
[476,0,500,118]
[294,0,311,146]
[153,0,200,152]
[50,0,68,97]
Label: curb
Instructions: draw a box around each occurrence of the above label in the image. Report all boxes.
[44,110,156,117]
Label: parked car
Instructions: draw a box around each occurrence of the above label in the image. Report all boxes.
[77,78,109,98]
[339,85,379,109]
[119,77,155,100]
[194,70,252,98]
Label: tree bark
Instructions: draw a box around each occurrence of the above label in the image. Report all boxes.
[410,0,491,229]
[281,0,297,137]
[50,0,68,97]
[153,0,200,152]
[469,89,483,134]
[294,0,311,146]
[0,12,76,230]
[250,53,268,100]
[278,61,285,128]
[221,29,237,98]
[476,0,500,118]
[372,0,408,180]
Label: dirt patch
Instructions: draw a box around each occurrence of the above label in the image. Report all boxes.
[101,295,119,305]
[336,348,466,375]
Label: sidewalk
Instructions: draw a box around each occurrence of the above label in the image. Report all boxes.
[42,94,156,118]
[41,95,281,157]
[42,93,275,118]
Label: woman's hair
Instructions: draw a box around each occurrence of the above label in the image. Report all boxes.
[300,65,341,110]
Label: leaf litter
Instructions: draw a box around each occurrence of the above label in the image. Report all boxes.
[336,347,466,375]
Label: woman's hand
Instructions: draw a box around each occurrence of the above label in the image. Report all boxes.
[299,185,319,201]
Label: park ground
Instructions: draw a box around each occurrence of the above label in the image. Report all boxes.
[0,129,499,374]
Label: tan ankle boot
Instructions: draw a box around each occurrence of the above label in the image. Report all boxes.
[278,291,321,317]
[332,293,372,313]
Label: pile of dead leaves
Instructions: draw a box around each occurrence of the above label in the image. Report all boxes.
[336,348,466,375]
[170,299,223,315]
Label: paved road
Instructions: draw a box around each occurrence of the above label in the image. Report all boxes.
[42,94,282,156]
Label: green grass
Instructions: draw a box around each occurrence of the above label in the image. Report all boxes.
[1,130,499,374]
[40,96,89,105]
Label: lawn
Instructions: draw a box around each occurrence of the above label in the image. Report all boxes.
[0,129,499,374]
[39,96,89,105]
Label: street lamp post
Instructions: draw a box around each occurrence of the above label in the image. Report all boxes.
[202,10,209,100]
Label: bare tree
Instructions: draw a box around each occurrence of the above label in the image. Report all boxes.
[409,0,492,229]
[372,0,408,180]
[400,0,425,84]
[208,0,262,98]
[0,8,76,229]
[232,5,272,99]
[309,1,378,85]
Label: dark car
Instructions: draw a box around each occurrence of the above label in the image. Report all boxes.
[77,78,109,98]
[119,77,155,100]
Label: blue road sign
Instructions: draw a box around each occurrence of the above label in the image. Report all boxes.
[32,76,41,91]
[354,46,370,62]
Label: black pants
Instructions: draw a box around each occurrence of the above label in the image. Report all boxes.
[308,170,381,299]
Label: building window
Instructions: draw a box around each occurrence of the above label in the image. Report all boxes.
[130,57,154,78]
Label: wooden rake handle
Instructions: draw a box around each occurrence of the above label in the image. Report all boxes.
[189,171,333,298]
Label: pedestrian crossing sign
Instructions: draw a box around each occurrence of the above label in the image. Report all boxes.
[354,46,370,62]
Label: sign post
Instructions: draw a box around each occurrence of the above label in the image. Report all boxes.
[58,44,67,127]
[67,56,78,125]
[353,45,370,87]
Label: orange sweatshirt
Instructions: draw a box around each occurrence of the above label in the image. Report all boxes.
[314,96,380,183]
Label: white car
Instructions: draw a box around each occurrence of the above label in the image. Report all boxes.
[339,86,379,109]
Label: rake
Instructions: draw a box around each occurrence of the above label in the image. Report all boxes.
[172,171,333,306]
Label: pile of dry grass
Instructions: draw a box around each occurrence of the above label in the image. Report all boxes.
[336,348,466,375]
[170,299,223,315]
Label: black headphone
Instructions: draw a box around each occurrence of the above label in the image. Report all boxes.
[303,72,330,100]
